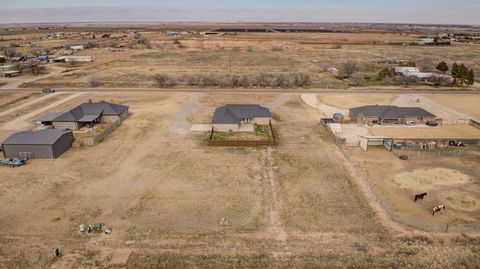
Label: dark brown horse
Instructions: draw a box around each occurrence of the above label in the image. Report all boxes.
[414,192,427,202]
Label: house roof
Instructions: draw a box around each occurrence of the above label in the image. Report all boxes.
[50,102,128,122]
[2,129,72,145]
[212,104,271,124]
[349,105,436,119]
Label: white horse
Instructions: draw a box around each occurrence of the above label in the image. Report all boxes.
[432,205,446,216]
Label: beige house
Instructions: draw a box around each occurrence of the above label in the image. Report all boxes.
[349,105,436,125]
[212,104,271,132]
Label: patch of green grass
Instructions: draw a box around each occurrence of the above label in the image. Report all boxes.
[254,124,272,139]
[211,131,234,141]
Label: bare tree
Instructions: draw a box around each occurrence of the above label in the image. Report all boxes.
[294,72,312,87]
[428,75,452,87]
[153,74,175,87]
[340,61,360,78]
[417,58,434,72]
[350,72,365,86]
[88,73,102,87]
[399,75,419,87]
[331,43,343,49]
[3,47,16,58]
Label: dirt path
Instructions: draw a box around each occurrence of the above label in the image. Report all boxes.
[301,93,348,117]
[168,93,199,138]
[0,65,65,89]
[263,147,287,242]
[0,92,68,118]
[1,92,89,131]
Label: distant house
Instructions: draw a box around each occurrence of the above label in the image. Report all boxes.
[349,105,436,125]
[418,38,435,45]
[1,129,74,159]
[212,104,271,132]
[394,67,432,79]
[39,102,129,130]
[53,56,92,62]
[70,45,85,51]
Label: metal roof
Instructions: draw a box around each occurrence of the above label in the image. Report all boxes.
[38,112,63,122]
[49,102,128,122]
[350,105,436,119]
[212,104,271,124]
[2,129,72,145]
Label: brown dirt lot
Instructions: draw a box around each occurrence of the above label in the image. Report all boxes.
[368,125,480,139]
[0,92,479,268]
[428,94,480,121]
[317,93,397,109]
[347,147,480,225]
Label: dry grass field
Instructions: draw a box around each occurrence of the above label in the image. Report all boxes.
[0,92,479,268]
[5,30,476,89]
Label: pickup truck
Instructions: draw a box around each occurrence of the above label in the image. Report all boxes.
[0,158,26,168]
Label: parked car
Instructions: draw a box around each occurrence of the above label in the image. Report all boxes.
[42,87,55,93]
[426,121,438,127]
[405,121,415,126]
[393,142,408,149]
[399,155,409,160]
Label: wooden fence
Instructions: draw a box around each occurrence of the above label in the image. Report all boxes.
[77,119,122,146]
[208,121,276,147]
[319,118,346,146]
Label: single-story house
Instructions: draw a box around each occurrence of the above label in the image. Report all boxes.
[394,67,432,79]
[53,56,92,62]
[39,102,129,130]
[349,105,436,125]
[1,129,74,159]
[70,45,85,51]
[212,104,271,132]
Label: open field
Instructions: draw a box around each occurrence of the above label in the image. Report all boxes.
[1,28,476,90]
[0,92,479,267]
[368,125,480,139]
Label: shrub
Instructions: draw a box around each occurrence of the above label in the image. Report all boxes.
[350,72,366,86]
[340,61,360,78]
[88,73,102,87]
[153,74,175,87]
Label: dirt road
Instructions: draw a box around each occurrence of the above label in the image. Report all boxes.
[1,92,89,131]
[0,65,65,89]
[0,92,68,117]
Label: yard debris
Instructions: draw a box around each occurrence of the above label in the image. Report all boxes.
[79,224,85,232]
[219,217,230,226]
[53,248,60,257]
[104,228,112,234]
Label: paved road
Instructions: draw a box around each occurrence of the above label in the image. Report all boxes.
[1,87,479,94]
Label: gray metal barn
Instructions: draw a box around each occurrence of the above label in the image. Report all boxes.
[1,129,74,159]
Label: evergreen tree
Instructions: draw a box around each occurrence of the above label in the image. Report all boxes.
[467,69,475,86]
[436,61,449,73]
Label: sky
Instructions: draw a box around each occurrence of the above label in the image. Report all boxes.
[0,0,479,24]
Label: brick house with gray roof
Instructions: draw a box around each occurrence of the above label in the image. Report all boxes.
[349,105,436,125]
[212,104,271,132]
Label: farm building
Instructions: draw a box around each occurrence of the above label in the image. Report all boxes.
[394,67,432,78]
[349,105,436,125]
[212,104,271,132]
[38,101,129,130]
[1,129,74,159]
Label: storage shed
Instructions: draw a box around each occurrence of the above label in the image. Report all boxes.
[1,129,74,159]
